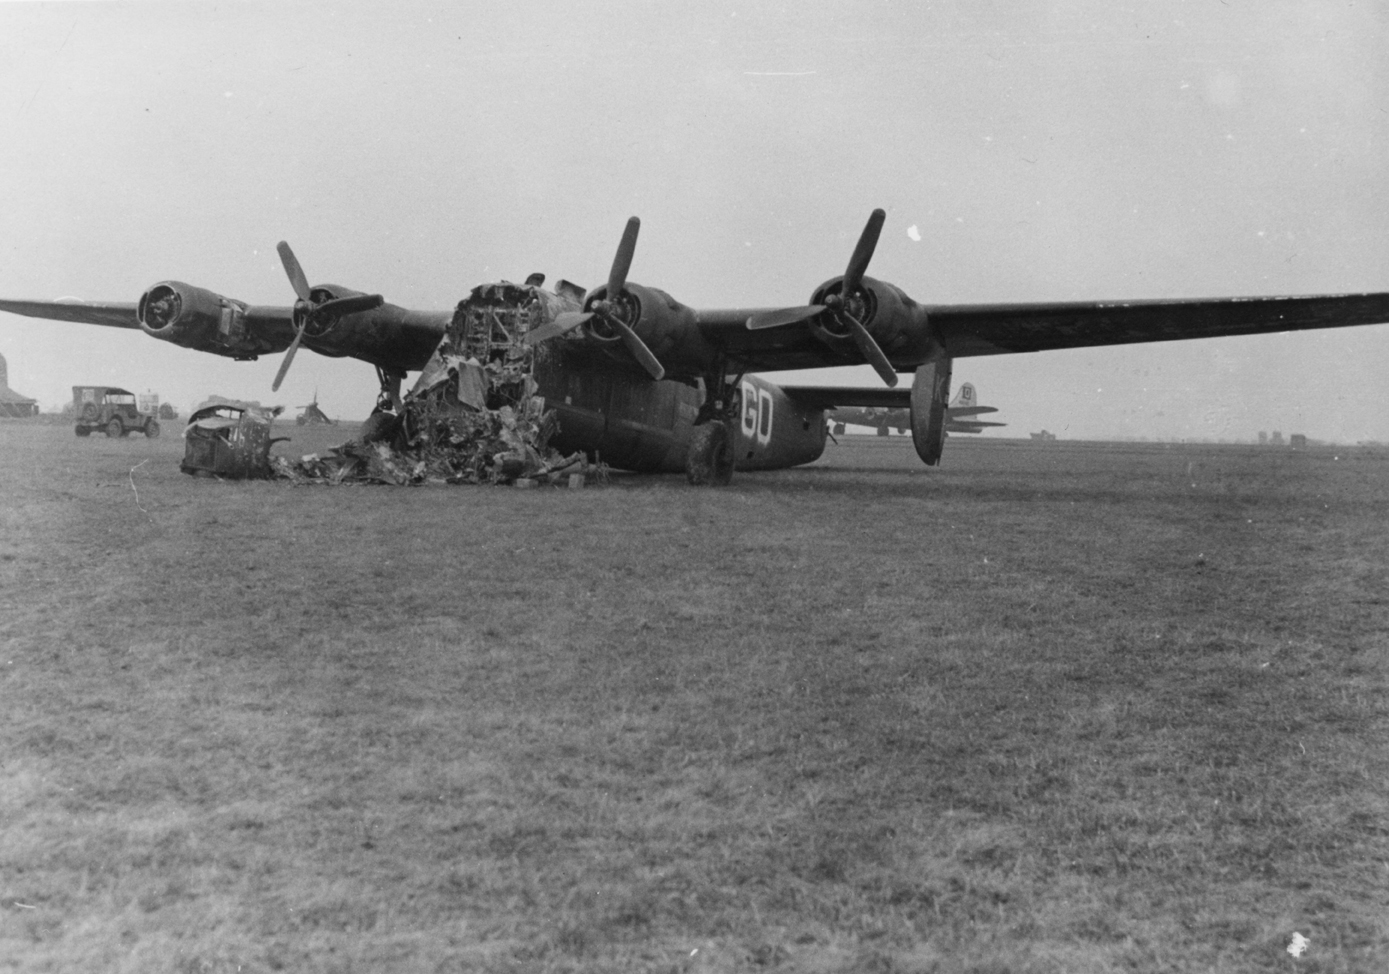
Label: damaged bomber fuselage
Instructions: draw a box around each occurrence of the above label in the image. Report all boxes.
[433,280,828,474]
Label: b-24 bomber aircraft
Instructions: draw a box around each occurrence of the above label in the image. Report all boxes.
[3,209,1389,484]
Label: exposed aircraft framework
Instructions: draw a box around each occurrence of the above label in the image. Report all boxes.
[3,210,1387,483]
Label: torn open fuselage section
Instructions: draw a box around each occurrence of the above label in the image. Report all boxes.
[277,280,594,486]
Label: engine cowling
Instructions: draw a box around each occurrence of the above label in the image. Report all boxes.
[137,281,285,360]
[807,275,935,363]
[581,281,718,376]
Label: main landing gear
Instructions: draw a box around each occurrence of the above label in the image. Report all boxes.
[685,368,740,486]
[360,366,407,444]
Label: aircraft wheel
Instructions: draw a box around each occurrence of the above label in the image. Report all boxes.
[359,410,401,445]
[686,421,734,486]
[145,420,161,439]
[106,418,123,438]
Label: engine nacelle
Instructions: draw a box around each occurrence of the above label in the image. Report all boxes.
[137,281,285,360]
[808,275,936,362]
[582,282,718,376]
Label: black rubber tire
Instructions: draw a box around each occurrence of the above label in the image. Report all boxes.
[80,402,98,422]
[144,420,161,439]
[686,421,734,486]
[106,418,123,438]
[75,426,90,437]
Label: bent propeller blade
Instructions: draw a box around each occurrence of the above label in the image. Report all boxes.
[843,312,898,387]
[276,241,313,304]
[525,311,592,345]
[746,305,826,330]
[317,293,384,318]
[610,317,665,380]
[608,217,641,296]
[271,323,307,392]
[841,208,886,297]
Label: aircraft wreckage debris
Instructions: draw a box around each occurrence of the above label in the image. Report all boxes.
[272,345,602,488]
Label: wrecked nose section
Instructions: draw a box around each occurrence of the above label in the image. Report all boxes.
[274,279,599,488]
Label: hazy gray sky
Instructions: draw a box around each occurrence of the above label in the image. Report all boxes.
[2,1,1385,441]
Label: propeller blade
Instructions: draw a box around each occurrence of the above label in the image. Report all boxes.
[841,310,898,387]
[607,216,641,297]
[525,311,592,345]
[746,305,826,330]
[272,321,308,392]
[276,241,313,304]
[609,317,665,380]
[841,208,886,298]
[316,293,384,318]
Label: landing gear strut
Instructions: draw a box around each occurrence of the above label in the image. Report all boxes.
[686,367,740,486]
[360,366,407,444]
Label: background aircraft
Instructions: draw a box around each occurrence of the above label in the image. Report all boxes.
[822,382,1004,437]
[4,209,1389,483]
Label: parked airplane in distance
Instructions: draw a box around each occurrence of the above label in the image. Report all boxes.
[821,382,1003,437]
[3,209,1388,483]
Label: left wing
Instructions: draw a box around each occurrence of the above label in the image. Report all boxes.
[0,299,140,329]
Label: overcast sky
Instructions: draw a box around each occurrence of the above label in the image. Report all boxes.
[1,1,1385,441]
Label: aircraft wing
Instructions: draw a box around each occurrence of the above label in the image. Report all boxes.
[924,293,1389,358]
[697,292,1389,373]
[0,299,141,329]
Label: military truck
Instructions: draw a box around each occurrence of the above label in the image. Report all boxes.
[72,386,161,438]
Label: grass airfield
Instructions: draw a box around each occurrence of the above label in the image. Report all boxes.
[1,420,1387,973]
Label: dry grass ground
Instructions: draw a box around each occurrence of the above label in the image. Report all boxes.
[1,420,1386,973]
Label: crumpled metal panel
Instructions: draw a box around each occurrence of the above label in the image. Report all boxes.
[182,397,285,479]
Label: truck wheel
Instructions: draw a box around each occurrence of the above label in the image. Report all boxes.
[106,418,123,438]
[686,421,734,486]
[80,403,98,422]
[75,426,90,437]
[144,420,161,439]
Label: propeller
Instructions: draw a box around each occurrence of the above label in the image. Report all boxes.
[272,241,385,392]
[745,208,898,387]
[524,217,664,381]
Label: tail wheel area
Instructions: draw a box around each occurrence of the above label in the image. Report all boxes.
[686,421,734,486]
[106,418,123,438]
